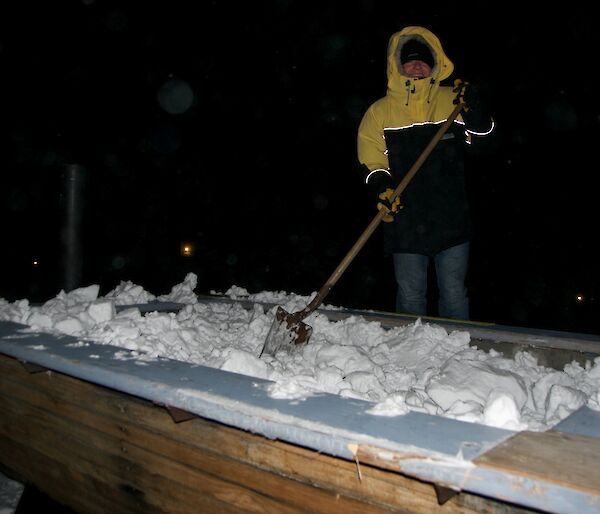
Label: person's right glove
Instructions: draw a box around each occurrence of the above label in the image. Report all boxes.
[377,188,402,222]
[366,171,402,222]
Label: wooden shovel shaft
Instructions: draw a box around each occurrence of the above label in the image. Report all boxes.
[291,103,465,323]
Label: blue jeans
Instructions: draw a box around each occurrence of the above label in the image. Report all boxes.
[393,242,470,320]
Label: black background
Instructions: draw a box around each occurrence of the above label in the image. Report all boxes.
[1,1,598,334]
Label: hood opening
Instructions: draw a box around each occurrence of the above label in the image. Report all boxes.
[396,36,437,78]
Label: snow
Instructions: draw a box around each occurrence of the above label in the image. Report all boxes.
[0,473,23,514]
[2,273,600,434]
[2,272,600,511]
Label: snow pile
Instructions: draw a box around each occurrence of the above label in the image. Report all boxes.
[2,272,600,431]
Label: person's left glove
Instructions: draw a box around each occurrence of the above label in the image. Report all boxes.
[462,82,485,112]
[377,188,402,222]
[453,80,486,110]
[453,79,491,131]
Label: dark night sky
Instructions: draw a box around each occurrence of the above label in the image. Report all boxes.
[1,1,599,334]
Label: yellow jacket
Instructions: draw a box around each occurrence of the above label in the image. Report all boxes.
[357,26,494,255]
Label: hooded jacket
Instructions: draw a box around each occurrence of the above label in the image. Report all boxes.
[357,26,494,256]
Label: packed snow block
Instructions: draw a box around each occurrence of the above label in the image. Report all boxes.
[1,319,600,514]
[426,357,529,430]
[87,300,116,324]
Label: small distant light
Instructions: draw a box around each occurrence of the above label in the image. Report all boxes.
[180,242,194,257]
[32,260,39,267]
[576,294,584,303]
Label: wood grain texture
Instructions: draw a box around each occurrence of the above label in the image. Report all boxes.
[1,354,537,513]
[474,429,600,494]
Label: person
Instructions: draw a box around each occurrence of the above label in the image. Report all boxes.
[357,26,494,320]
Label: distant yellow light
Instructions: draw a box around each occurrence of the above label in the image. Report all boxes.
[32,260,39,266]
[180,242,194,257]
[576,294,584,302]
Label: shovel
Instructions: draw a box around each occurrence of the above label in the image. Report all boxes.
[260,102,465,358]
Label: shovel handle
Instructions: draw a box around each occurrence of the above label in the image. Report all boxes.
[292,102,465,322]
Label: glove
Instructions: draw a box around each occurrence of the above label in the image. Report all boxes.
[453,80,485,110]
[377,188,402,222]
[453,79,491,132]
[452,79,467,105]
[463,83,485,112]
[365,170,402,222]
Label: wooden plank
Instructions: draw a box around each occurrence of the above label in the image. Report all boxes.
[0,354,516,514]
[0,394,301,514]
[474,430,600,495]
[0,384,326,514]
[1,356,415,513]
[0,438,242,514]
[0,437,158,514]
[0,354,538,514]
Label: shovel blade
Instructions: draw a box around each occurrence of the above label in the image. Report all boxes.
[260,306,313,358]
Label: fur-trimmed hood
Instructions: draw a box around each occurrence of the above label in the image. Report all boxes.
[386,26,454,95]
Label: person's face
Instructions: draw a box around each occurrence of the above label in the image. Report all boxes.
[402,60,432,79]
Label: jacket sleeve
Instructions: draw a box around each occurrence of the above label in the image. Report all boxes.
[357,106,391,186]
[459,84,496,142]
[461,109,495,138]
[459,108,496,155]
